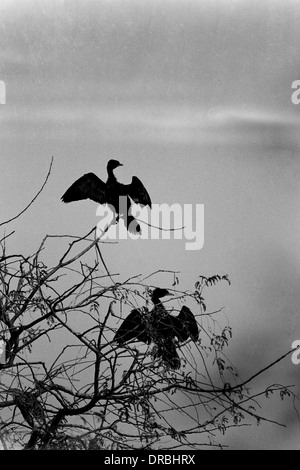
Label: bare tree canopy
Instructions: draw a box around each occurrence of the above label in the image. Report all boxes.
[0,188,296,450]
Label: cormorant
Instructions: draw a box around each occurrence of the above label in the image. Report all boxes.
[114,288,199,370]
[61,159,152,234]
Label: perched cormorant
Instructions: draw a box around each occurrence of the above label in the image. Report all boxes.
[113,288,171,346]
[148,288,199,345]
[61,159,152,234]
[114,288,199,370]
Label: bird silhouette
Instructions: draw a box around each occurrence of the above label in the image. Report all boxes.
[61,159,152,234]
[114,288,199,370]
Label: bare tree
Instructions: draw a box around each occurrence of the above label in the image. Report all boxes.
[0,220,296,450]
[0,160,296,450]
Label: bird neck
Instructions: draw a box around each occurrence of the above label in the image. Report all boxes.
[107,166,117,181]
[151,294,164,307]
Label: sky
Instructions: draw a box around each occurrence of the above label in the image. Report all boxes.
[1,0,300,449]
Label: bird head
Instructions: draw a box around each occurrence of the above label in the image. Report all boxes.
[154,288,172,298]
[107,159,123,171]
[151,288,172,303]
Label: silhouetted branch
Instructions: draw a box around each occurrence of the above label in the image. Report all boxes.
[0,156,54,228]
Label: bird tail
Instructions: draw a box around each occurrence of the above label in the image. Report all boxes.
[154,341,181,370]
[126,215,141,234]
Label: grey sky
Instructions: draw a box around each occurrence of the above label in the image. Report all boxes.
[1,0,300,449]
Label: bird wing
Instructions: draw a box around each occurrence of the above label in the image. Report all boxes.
[177,306,199,341]
[168,315,189,342]
[123,176,152,208]
[61,173,107,204]
[114,309,150,345]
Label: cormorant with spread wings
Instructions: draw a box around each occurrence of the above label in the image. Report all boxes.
[61,159,152,234]
[114,288,199,369]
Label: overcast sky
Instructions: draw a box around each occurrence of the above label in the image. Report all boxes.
[1,0,300,449]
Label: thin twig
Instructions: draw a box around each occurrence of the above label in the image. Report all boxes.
[136,217,185,232]
[0,156,54,228]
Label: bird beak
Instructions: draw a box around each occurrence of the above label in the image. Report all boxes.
[118,163,123,167]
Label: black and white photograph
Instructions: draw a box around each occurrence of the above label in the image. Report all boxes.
[0,0,299,453]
